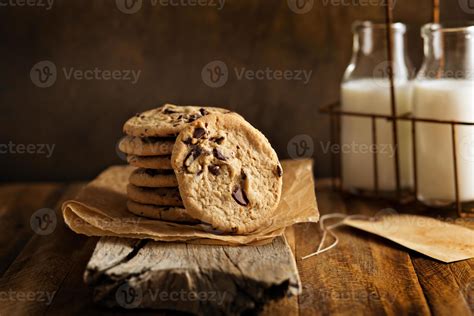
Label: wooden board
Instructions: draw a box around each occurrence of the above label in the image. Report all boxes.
[84,236,301,315]
[0,181,473,315]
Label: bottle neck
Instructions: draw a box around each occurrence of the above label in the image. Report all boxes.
[354,28,407,65]
[420,24,474,80]
[345,23,412,82]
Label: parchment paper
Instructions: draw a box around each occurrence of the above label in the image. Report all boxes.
[62,159,319,246]
[345,215,474,263]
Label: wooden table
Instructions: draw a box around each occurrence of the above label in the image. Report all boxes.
[0,180,472,315]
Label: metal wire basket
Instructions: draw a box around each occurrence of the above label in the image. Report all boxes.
[320,0,474,218]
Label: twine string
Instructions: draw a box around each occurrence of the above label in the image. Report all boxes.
[301,213,372,260]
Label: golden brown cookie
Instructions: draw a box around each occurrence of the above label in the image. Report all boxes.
[127,184,183,206]
[119,136,175,156]
[123,104,232,137]
[171,113,283,234]
[127,155,172,169]
[129,168,178,188]
[126,200,197,223]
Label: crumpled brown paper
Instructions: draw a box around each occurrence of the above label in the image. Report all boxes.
[62,159,319,246]
[345,215,474,263]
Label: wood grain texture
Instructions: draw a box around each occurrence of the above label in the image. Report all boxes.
[294,180,431,315]
[0,183,87,315]
[0,183,64,276]
[411,215,474,316]
[1,1,469,181]
[0,181,473,315]
[84,235,301,315]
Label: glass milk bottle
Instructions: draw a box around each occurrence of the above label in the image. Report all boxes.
[341,21,414,193]
[413,23,474,206]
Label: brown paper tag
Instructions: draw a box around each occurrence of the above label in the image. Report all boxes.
[344,215,474,263]
[61,159,319,246]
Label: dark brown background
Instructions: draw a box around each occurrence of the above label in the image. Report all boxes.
[0,0,471,181]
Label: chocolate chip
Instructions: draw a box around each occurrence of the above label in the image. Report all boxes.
[163,109,176,114]
[276,165,282,177]
[193,127,206,139]
[184,146,202,169]
[210,136,225,144]
[209,165,221,176]
[135,113,141,117]
[232,186,249,206]
[241,170,247,180]
[213,148,227,161]
[140,115,146,119]
[183,138,193,145]
[199,108,208,116]
[187,114,199,123]
[192,146,202,158]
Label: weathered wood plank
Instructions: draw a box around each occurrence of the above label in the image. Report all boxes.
[0,183,87,315]
[294,180,430,315]
[412,256,473,315]
[0,183,64,277]
[411,213,474,316]
[261,226,299,316]
[84,235,301,316]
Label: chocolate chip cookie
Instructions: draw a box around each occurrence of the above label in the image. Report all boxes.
[127,155,172,169]
[127,184,183,206]
[126,200,197,223]
[119,136,175,156]
[171,113,283,234]
[123,104,232,137]
[129,168,178,188]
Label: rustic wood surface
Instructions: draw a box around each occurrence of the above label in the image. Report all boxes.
[0,180,473,315]
[84,235,300,315]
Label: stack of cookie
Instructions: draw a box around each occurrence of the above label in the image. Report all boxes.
[118,104,231,223]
